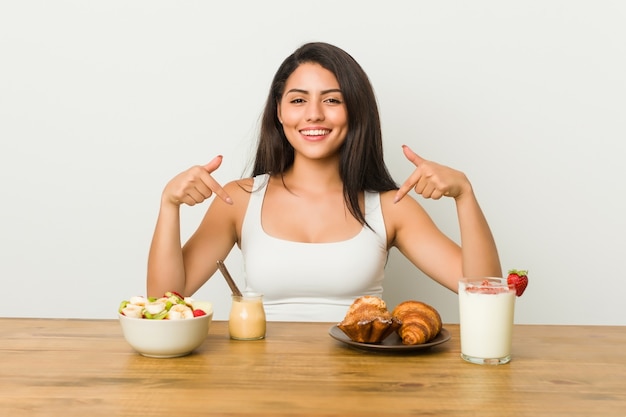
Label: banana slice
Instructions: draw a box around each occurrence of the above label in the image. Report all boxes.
[144,301,166,315]
[121,304,143,318]
[167,304,194,320]
[190,301,213,315]
[129,296,148,306]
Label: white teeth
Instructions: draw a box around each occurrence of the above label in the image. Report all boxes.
[301,129,329,136]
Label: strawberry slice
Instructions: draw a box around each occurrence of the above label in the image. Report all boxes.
[193,309,207,317]
[507,269,529,297]
[465,279,509,294]
[164,291,185,300]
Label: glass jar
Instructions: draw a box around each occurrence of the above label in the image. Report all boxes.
[228,292,266,340]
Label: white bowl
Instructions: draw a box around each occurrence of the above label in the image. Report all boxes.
[118,310,213,358]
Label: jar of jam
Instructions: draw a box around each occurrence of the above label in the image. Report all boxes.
[228,292,266,340]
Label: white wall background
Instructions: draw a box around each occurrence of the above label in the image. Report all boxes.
[1,0,625,325]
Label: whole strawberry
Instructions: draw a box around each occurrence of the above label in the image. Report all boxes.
[507,269,528,297]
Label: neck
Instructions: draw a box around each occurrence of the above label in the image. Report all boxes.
[282,157,343,193]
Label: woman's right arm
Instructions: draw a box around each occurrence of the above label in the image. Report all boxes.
[146,156,233,297]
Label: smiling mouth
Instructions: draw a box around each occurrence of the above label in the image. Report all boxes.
[301,129,331,136]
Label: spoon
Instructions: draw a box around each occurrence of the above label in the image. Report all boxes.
[216,260,243,297]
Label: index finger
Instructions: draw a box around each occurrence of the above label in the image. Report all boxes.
[201,156,233,205]
[393,171,422,203]
[201,172,233,205]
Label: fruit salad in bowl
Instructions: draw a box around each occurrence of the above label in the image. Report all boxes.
[118,291,211,320]
[118,291,213,358]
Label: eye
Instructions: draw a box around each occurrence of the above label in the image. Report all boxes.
[290,98,305,104]
[324,97,343,104]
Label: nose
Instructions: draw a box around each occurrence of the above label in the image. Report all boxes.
[305,101,324,122]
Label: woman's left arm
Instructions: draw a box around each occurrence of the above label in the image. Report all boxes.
[389,145,501,291]
[450,186,502,280]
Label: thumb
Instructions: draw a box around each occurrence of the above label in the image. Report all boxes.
[401,145,425,166]
[203,155,223,173]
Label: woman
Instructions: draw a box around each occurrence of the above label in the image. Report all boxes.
[147,42,501,321]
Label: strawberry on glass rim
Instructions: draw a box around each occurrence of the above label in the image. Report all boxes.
[507,269,529,297]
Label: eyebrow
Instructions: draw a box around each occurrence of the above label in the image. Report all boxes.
[285,88,343,95]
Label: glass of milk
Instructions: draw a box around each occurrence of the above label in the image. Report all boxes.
[458,278,516,365]
[228,292,266,340]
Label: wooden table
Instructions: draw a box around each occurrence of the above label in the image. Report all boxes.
[1,319,625,416]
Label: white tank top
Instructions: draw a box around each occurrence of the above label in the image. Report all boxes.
[241,174,389,322]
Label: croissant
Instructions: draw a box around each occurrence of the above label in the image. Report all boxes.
[337,296,401,343]
[392,301,442,345]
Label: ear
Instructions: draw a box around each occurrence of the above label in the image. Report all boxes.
[276,103,283,124]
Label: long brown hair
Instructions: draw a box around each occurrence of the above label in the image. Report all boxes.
[252,42,397,225]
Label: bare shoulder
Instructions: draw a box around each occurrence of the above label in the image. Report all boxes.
[379,190,428,218]
[223,177,255,195]
[208,177,255,214]
[379,190,434,246]
[199,177,255,239]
